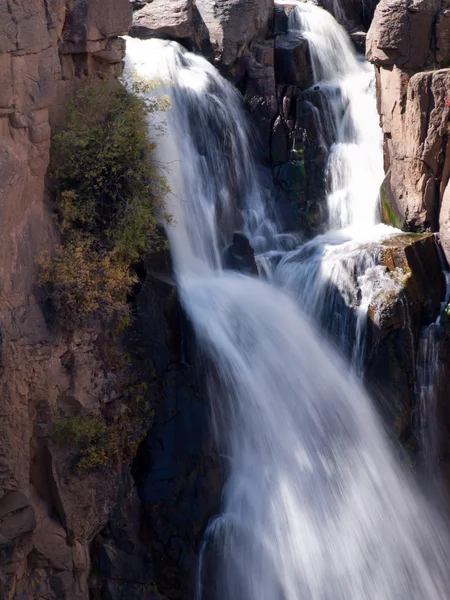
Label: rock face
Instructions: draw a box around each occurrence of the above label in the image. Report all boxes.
[367,0,439,68]
[195,0,273,65]
[131,0,194,41]
[131,0,274,65]
[367,0,450,246]
[365,234,444,441]
[320,0,378,30]
[0,0,136,597]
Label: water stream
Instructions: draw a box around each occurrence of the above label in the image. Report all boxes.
[124,2,450,597]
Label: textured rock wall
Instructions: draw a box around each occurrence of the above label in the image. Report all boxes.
[367,0,450,473]
[367,0,450,246]
[131,0,273,66]
[0,1,133,598]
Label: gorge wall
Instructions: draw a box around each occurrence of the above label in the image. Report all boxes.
[0,1,144,598]
[2,0,450,599]
[366,0,450,470]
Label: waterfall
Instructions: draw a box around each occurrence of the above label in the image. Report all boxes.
[416,324,441,472]
[289,2,384,230]
[274,1,392,367]
[124,6,450,599]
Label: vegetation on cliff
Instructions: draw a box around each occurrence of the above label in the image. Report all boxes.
[52,383,154,472]
[40,78,169,327]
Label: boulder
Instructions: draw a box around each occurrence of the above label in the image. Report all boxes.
[0,491,36,544]
[274,35,314,89]
[376,68,450,231]
[349,31,366,54]
[223,232,257,275]
[366,233,445,440]
[366,0,439,68]
[194,0,274,65]
[131,0,194,40]
[130,0,273,65]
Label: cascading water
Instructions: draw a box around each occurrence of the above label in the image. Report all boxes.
[288,1,383,230]
[416,323,441,472]
[415,245,450,473]
[124,5,450,599]
[125,37,290,275]
[274,1,394,367]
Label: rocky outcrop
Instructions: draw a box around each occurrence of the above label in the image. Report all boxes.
[131,0,274,65]
[365,233,445,441]
[0,0,135,597]
[131,0,194,42]
[367,0,450,246]
[320,0,379,30]
[367,0,439,68]
[379,68,450,232]
[195,0,273,65]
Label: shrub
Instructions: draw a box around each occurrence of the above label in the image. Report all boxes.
[53,415,110,471]
[52,383,154,472]
[39,239,136,326]
[40,78,170,326]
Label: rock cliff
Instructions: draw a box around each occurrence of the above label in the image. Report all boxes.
[2,0,450,597]
[0,1,137,597]
[367,0,450,248]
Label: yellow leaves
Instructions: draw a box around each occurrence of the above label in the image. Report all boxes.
[39,240,136,326]
[42,77,170,329]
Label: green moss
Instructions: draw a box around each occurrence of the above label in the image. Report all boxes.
[380,181,400,228]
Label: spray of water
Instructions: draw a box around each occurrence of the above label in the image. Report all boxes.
[124,7,450,599]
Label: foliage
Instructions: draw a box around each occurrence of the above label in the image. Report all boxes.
[52,383,154,472]
[40,78,170,326]
[39,240,136,325]
[53,414,110,470]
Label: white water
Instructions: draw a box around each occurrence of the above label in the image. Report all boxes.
[275,1,392,366]
[125,37,290,275]
[416,323,441,472]
[288,2,384,230]
[124,5,450,599]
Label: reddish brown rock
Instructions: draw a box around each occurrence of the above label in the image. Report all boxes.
[378,68,450,231]
[367,0,439,69]
[0,0,133,597]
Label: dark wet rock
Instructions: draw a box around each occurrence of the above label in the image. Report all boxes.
[320,0,378,30]
[274,35,314,89]
[91,469,161,600]
[349,31,366,54]
[135,365,223,599]
[240,40,277,150]
[272,85,328,233]
[365,233,445,440]
[273,3,297,36]
[223,233,258,275]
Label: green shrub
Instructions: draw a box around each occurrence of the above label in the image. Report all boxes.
[53,383,154,472]
[39,239,136,325]
[40,78,170,326]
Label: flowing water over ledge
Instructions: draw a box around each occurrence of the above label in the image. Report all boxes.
[124,1,450,597]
